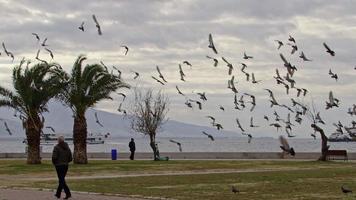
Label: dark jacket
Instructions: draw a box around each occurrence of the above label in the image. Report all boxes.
[52,142,73,166]
[129,141,136,152]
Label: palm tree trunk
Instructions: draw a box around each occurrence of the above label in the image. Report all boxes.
[25,115,42,164]
[73,113,88,164]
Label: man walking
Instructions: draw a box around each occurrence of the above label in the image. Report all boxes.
[129,138,136,160]
[52,136,72,199]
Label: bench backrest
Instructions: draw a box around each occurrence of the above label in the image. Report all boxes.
[326,150,347,156]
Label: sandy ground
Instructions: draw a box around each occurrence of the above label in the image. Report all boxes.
[0,188,149,200]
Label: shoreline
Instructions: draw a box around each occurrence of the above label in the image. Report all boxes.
[0,152,354,160]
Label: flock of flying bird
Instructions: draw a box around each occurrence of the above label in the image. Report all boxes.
[1,12,356,196]
[1,15,356,156]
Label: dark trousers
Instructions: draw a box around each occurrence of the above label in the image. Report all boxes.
[55,165,71,197]
[130,151,135,160]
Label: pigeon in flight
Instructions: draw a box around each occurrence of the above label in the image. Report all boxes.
[222,57,233,75]
[116,92,126,102]
[78,21,85,31]
[213,123,223,130]
[299,51,312,61]
[156,66,168,83]
[265,89,279,107]
[92,14,102,35]
[279,135,295,157]
[288,35,296,43]
[45,48,54,60]
[270,123,282,132]
[279,53,296,76]
[242,132,253,143]
[131,71,139,79]
[208,33,218,54]
[152,76,165,85]
[45,126,55,133]
[189,99,202,110]
[326,91,339,109]
[35,49,48,64]
[121,45,129,55]
[315,112,325,124]
[169,139,182,152]
[206,116,216,125]
[274,40,283,50]
[4,122,12,135]
[183,61,192,68]
[2,42,14,62]
[202,131,214,141]
[32,33,40,42]
[219,105,225,111]
[178,64,186,81]
[328,69,338,81]
[175,85,185,96]
[250,117,259,128]
[94,112,104,127]
[243,52,253,59]
[197,92,207,101]
[206,55,218,67]
[251,73,261,84]
[287,43,298,54]
[236,118,245,132]
[323,42,335,56]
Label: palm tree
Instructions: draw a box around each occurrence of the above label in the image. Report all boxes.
[0,61,66,164]
[60,55,129,164]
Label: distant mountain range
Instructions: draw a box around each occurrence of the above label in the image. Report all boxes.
[0,101,240,139]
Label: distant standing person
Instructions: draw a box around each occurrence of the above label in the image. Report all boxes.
[129,138,136,160]
[52,136,72,199]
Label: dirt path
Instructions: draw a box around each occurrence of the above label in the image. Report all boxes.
[0,188,151,200]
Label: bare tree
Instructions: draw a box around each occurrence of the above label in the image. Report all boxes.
[305,97,329,161]
[130,89,169,160]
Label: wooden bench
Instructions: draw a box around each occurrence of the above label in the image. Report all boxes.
[326,150,348,161]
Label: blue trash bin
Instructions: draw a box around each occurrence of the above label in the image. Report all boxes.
[111,149,117,160]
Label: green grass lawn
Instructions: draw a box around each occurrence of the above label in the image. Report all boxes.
[1,160,356,199]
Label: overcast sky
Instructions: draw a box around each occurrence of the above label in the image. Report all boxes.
[0,0,356,138]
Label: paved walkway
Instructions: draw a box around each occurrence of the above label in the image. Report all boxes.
[0,188,147,200]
